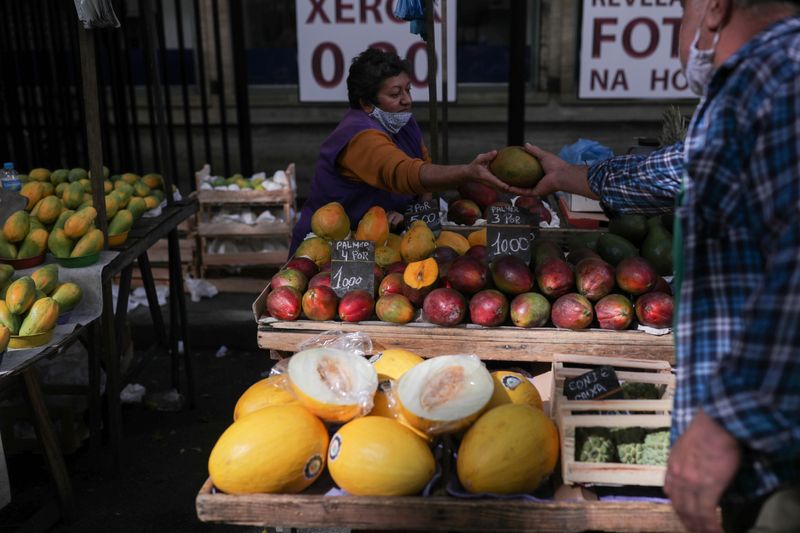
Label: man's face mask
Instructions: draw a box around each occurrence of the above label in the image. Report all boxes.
[369,106,412,135]
[683,9,721,96]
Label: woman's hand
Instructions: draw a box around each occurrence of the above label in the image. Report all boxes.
[524,143,599,200]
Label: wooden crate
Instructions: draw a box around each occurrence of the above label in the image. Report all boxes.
[195,478,685,532]
[551,354,674,487]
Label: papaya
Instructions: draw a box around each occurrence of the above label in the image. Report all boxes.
[0,264,13,286]
[0,236,17,259]
[20,182,44,211]
[609,214,649,247]
[40,182,54,198]
[354,206,389,246]
[17,228,49,259]
[28,216,46,232]
[400,221,437,263]
[641,225,674,276]
[55,182,69,197]
[51,169,69,185]
[110,189,131,208]
[126,197,147,219]
[53,209,74,230]
[51,282,82,313]
[0,324,9,353]
[103,180,114,194]
[67,168,88,183]
[78,178,92,193]
[34,288,46,301]
[64,207,97,239]
[63,182,85,209]
[311,202,350,241]
[143,195,159,210]
[47,228,73,258]
[150,189,165,202]
[28,168,50,182]
[88,165,110,180]
[6,276,36,315]
[105,195,119,219]
[0,301,21,335]
[31,264,59,295]
[18,297,59,336]
[3,210,30,243]
[114,181,134,195]
[142,173,163,189]
[108,210,133,236]
[133,182,151,198]
[70,228,104,257]
[121,172,140,185]
[33,195,63,225]
[596,233,639,266]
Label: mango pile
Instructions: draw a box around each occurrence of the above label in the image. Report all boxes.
[267,202,674,331]
[208,349,559,498]
[0,263,83,337]
[0,167,166,260]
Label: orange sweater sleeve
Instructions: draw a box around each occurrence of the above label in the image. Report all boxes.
[338,129,428,195]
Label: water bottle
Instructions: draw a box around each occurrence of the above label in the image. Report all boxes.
[1,162,22,192]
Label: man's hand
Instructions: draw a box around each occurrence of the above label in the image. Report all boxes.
[524,143,599,200]
[663,410,741,533]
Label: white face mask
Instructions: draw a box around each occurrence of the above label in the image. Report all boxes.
[369,106,412,135]
[684,26,720,96]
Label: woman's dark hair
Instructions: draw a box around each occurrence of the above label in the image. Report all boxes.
[347,47,411,109]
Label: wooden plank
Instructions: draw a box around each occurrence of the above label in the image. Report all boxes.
[195,479,684,532]
[204,250,289,267]
[198,221,291,238]
[205,277,268,294]
[196,189,292,205]
[256,321,675,363]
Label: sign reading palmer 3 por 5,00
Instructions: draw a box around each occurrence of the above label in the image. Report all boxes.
[295,0,457,103]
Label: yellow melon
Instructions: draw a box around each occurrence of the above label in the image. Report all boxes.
[233,374,298,421]
[397,355,494,436]
[208,404,328,494]
[369,348,424,381]
[287,347,378,423]
[328,416,435,496]
[370,379,432,443]
[468,228,487,247]
[457,403,559,494]
[485,370,543,411]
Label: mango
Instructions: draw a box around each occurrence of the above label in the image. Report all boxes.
[311,202,350,241]
[490,146,545,188]
[354,206,389,245]
[3,211,30,243]
[294,236,332,268]
[400,221,436,263]
[19,297,59,336]
[6,276,36,315]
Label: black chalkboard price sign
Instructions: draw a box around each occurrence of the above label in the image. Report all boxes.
[404,197,441,232]
[486,205,534,264]
[564,365,624,401]
[330,240,376,298]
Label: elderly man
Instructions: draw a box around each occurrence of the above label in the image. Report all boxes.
[528,1,800,531]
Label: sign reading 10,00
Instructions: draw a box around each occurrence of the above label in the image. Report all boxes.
[486,205,533,264]
[330,240,375,298]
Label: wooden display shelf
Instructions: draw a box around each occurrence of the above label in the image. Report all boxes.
[197,220,291,238]
[204,250,288,268]
[255,320,675,363]
[195,188,293,206]
[196,478,684,532]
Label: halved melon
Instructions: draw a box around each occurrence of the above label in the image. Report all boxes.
[370,379,433,443]
[208,404,328,494]
[288,347,378,423]
[397,355,493,435]
[328,416,435,496]
[233,374,297,421]
[369,348,425,381]
[485,370,543,411]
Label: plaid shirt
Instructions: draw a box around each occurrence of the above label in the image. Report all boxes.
[588,17,800,502]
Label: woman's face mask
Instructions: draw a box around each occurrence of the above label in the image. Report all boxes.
[369,106,412,135]
[684,27,720,96]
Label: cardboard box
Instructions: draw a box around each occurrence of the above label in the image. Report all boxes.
[565,193,603,213]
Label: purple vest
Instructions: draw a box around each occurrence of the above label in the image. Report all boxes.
[290,109,423,254]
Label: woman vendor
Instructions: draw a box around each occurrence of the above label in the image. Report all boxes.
[290,47,533,253]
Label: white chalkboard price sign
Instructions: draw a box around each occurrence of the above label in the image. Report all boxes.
[330,240,376,298]
[564,365,624,401]
[404,197,441,232]
[486,205,535,264]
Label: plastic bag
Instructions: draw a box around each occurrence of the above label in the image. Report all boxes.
[73,0,120,29]
[557,138,614,166]
[393,0,430,40]
[297,330,373,358]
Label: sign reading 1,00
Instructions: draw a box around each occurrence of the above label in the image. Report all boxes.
[330,240,375,298]
[486,205,533,264]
